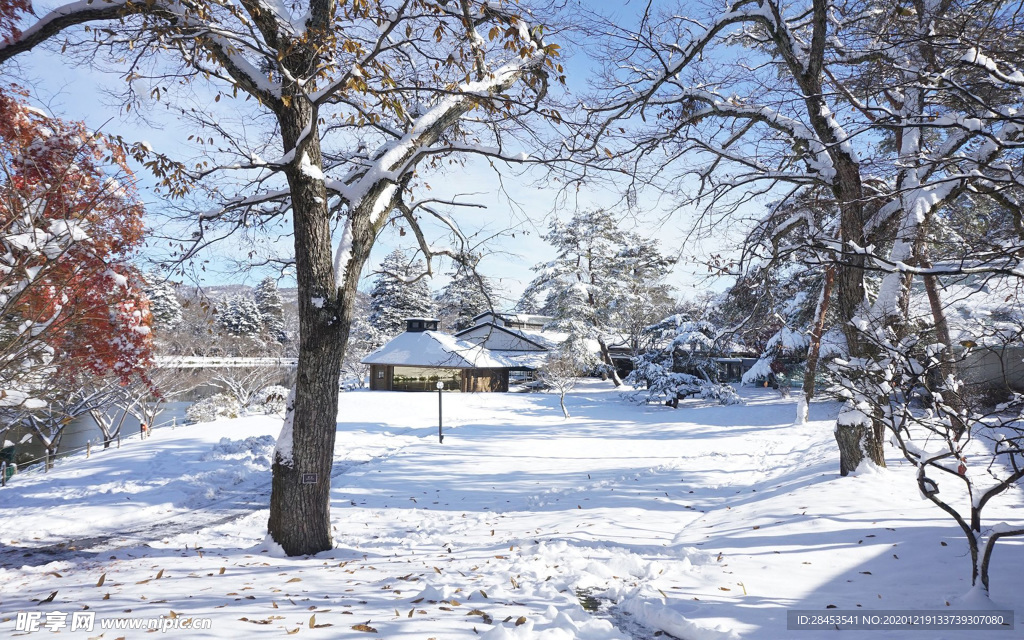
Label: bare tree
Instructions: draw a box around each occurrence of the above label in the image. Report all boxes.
[119,365,205,437]
[87,380,136,449]
[21,381,122,468]
[539,337,591,418]
[212,367,283,410]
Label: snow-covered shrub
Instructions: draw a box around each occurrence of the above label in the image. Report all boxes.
[626,316,742,407]
[251,385,288,414]
[700,383,743,405]
[200,435,276,466]
[185,394,240,424]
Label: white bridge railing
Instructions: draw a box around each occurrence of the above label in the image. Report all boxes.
[152,356,298,369]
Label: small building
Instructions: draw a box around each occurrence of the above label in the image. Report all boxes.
[469,312,552,331]
[457,313,630,379]
[362,318,512,392]
[454,321,555,384]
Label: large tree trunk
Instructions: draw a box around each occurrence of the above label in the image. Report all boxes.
[836,423,865,476]
[832,193,885,473]
[781,4,880,473]
[835,421,885,476]
[267,101,347,556]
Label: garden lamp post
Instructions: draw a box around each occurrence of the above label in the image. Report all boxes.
[436,380,444,444]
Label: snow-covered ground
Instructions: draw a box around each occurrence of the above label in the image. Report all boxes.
[1,381,1021,639]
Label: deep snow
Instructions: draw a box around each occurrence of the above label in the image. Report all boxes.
[0,381,1021,638]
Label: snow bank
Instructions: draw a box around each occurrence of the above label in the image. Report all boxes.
[619,590,740,640]
[182,435,276,507]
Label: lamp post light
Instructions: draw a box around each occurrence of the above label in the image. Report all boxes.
[436,380,444,444]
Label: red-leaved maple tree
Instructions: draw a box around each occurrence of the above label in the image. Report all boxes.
[0,0,28,46]
[0,83,152,406]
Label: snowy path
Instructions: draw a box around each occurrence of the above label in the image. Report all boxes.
[1,382,1022,639]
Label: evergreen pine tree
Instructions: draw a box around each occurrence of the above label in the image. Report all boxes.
[523,209,675,386]
[142,272,184,331]
[626,316,741,407]
[218,294,264,337]
[254,277,286,342]
[368,249,437,340]
[514,289,542,314]
[437,268,498,332]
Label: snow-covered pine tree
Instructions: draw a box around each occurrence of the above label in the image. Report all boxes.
[254,277,286,343]
[514,289,542,314]
[714,208,842,424]
[736,268,818,381]
[368,249,437,340]
[607,243,677,356]
[627,316,741,407]
[142,273,183,331]
[523,209,674,386]
[437,268,498,332]
[217,294,264,337]
[341,313,377,388]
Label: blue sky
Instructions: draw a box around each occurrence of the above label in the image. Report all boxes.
[6,0,741,305]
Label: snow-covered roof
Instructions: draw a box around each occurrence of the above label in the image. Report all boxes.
[490,350,549,369]
[457,323,605,357]
[361,330,511,368]
[512,327,563,349]
[455,322,552,351]
[501,313,553,326]
[470,311,553,327]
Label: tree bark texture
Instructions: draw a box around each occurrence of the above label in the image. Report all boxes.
[267,100,347,556]
[835,420,885,476]
[771,0,877,473]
